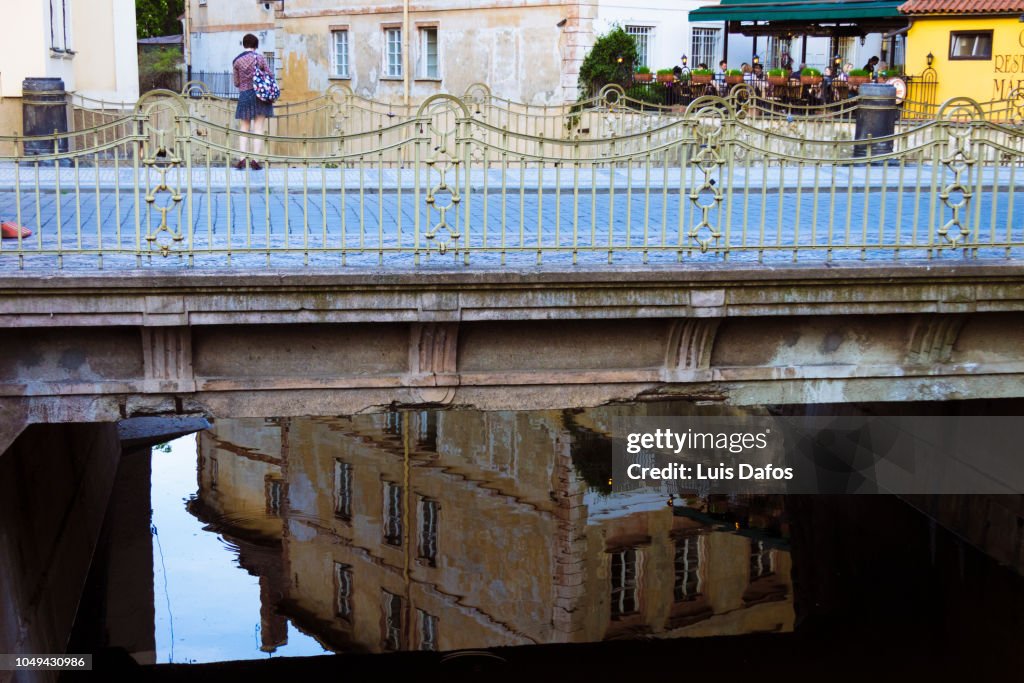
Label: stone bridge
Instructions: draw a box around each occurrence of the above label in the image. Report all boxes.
[4,262,1024,452]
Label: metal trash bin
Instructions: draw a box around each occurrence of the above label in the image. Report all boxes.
[853,83,897,161]
[22,77,69,156]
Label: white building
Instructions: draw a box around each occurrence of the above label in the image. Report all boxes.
[0,0,139,131]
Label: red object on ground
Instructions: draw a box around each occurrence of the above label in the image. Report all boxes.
[1,221,32,239]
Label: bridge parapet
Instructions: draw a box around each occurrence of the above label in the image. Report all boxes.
[1,89,1023,270]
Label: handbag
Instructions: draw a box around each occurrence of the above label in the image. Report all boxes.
[252,61,280,103]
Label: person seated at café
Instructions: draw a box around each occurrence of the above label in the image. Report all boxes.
[741,62,752,82]
[780,51,794,73]
[862,56,880,77]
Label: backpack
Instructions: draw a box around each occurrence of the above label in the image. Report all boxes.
[253,61,280,103]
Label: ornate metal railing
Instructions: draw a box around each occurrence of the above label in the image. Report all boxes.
[2,90,1023,270]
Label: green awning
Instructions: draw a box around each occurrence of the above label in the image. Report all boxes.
[689,0,905,23]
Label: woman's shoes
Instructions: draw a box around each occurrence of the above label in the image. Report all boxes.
[233,159,263,170]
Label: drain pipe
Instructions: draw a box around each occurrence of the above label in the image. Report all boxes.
[403,0,410,106]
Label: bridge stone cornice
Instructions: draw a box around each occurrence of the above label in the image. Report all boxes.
[4,262,1024,328]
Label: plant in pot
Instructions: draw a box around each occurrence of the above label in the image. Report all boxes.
[691,68,713,84]
[847,68,870,86]
[767,68,788,86]
[800,67,822,85]
[634,65,652,83]
[656,68,675,83]
[724,68,744,85]
[880,68,902,79]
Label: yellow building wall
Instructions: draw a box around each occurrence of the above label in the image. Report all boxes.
[906,15,1024,105]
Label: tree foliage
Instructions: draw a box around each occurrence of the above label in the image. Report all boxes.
[136,0,184,39]
[577,26,639,99]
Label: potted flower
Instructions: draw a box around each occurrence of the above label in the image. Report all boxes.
[691,68,713,84]
[846,68,870,86]
[800,67,822,85]
[724,68,744,85]
[767,68,788,86]
[656,68,675,83]
[634,66,653,83]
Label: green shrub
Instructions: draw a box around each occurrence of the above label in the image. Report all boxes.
[767,68,786,77]
[727,69,743,77]
[801,67,822,77]
[636,65,651,74]
[848,68,870,77]
[691,68,714,76]
[656,68,674,76]
[577,25,640,98]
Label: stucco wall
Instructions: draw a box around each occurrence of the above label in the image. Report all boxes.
[276,1,567,104]
[906,16,1024,105]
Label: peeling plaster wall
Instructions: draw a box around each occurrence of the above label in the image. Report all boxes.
[186,0,277,79]
[278,1,573,104]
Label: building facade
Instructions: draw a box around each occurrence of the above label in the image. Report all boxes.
[187,0,594,105]
[0,0,139,133]
[900,0,1024,105]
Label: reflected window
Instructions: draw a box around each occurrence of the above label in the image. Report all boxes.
[417,410,437,450]
[750,540,774,579]
[335,562,353,621]
[210,457,218,490]
[609,548,640,618]
[382,590,404,650]
[673,537,702,602]
[418,498,438,566]
[265,478,283,515]
[384,410,401,435]
[417,609,438,651]
[334,460,352,521]
[384,482,403,546]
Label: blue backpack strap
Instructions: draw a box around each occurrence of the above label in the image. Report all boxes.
[232,51,251,65]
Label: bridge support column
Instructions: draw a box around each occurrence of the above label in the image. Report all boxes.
[409,322,459,404]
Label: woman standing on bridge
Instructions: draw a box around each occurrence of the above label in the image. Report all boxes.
[231,33,274,171]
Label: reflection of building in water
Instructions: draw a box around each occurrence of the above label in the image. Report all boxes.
[193,408,793,654]
[192,418,289,652]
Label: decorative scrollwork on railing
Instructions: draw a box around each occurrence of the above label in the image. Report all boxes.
[135,91,188,256]
[416,95,471,256]
[685,98,732,252]
[936,97,983,247]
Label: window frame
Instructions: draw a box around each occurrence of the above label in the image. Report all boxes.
[331,28,350,78]
[948,30,993,61]
[609,548,641,619]
[625,25,653,69]
[383,480,403,546]
[382,590,404,650]
[334,562,353,621]
[690,26,720,71]
[417,25,440,80]
[417,497,439,566]
[384,26,403,79]
[334,459,352,520]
